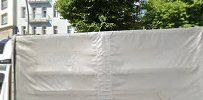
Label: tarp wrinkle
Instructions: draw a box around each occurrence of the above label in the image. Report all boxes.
[15,28,203,100]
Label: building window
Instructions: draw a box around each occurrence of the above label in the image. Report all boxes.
[42,27,46,34]
[21,7,26,18]
[1,0,7,10]
[53,5,58,17]
[42,7,47,18]
[1,13,7,25]
[32,8,36,19]
[53,26,58,34]
[67,26,72,33]
[21,26,26,35]
[32,27,36,35]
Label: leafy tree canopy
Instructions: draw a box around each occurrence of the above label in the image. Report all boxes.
[56,0,140,32]
[142,0,203,29]
[56,0,203,31]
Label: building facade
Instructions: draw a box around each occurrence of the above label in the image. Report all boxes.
[0,0,16,39]
[17,0,75,35]
[0,0,74,38]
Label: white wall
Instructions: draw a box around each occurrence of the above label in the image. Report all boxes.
[0,0,14,28]
[17,0,74,35]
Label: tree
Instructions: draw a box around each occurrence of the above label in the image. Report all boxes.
[142,0,203,29]
[187,0,203,26]
[56,0,140,32]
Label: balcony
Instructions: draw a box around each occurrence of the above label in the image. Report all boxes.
[28,14,51,24]
[28,0,52,4]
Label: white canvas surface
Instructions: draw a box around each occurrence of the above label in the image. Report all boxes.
[15,27,203,100]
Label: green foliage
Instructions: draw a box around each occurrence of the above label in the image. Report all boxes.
[187,0,203,25]
[142,0,203,29]
[56,0,203,31]
[56,0,139,32]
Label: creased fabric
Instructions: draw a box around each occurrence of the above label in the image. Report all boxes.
[15,27,203,100]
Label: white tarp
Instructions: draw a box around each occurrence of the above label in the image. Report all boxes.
[15,27,203,100]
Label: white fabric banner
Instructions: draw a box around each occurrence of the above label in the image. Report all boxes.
[15,27,203,100]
